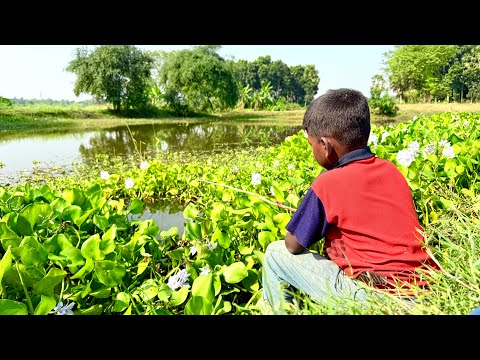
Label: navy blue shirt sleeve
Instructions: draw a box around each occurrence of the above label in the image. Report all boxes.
[285,187,328,248]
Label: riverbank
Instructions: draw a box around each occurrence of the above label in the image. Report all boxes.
[2,102,480,136]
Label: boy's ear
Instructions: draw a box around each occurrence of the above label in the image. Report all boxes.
[320,136,331,150]
[321,136,335,160]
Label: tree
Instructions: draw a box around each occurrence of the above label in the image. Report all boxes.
[290,64,319,105]
[153,45,239,114]
[66,45,154,112]
[368,74,398,116]
[384,45,458,102]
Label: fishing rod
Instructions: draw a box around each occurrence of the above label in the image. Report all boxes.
[197,179,297,212]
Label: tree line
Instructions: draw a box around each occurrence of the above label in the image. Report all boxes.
[65,45,320,115]
[382,45,480,103]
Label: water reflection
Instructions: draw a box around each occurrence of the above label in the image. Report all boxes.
[0,121,301,178]
[129,206,186,236]
[77,122,301,163]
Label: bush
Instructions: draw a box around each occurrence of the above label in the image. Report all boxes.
[0,96,12,107]
[369,94,399,116]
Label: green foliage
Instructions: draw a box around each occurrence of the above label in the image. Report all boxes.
[383,45,480,103]
[0,97,12,107]
[369,74,398,116]
[228,56,319,107]
[153,46,239,115]
[66,45,154,112]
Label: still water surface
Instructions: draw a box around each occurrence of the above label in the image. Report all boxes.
[0,120,301,234]
[0,121,301,177]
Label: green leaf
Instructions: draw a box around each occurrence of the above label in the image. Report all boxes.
[222,262,248,284]
[185,222,202,240]
[95,260,126,287]
[112,292,131,312]
[81,234,104,260]
[17,202,52,236]
[63,188,86,207]
[75,304,103,315]
[70,258,95,280]
[273,212,291,230]
[258,231,276,250]
[34,295,57,315]
[212,228,231,249]
[0,222,22,250]
[157,283,173,302]
[32,267,67,297]
[93,214,109,231]
[129,198,144,215]
[0,246,13,283]
[62,205,83,224]
[191,273,215,304]
[211,203,226,221]
[184,296,214,315]
[183,203,200,219]
[169,286,189,306]
[242,269,260,292]
[0,299,29,315]
[18,236,49,266]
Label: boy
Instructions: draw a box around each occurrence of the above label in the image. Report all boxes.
[261,88,440,312]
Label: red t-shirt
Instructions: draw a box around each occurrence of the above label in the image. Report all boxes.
[286,147,439,291]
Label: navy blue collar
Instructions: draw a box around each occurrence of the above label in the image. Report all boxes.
[333,146,375,169]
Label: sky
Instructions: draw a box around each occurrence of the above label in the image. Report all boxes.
[0,45,395,102]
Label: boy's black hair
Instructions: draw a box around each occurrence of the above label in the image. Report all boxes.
[303,88,371,151]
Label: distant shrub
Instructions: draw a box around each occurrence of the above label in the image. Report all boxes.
[0,96,13,107]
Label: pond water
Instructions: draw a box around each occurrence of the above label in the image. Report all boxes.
[0,120,301,234]
[0,121,301,182]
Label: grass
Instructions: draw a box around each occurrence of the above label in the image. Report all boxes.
[3,102,480,136]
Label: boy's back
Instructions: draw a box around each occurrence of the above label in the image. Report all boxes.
[312,154,438,289]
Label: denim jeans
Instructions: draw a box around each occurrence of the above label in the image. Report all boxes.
[261,240,369,311]
[469,306,480,315]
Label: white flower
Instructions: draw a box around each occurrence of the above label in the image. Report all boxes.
[285,136,291,141]
[251,172,261,186]
[287,163,295,171]
[199,266,211,276]
[140,161,149,169]
[439,139,451,148]
[232,166,239,174]
[125,177,135,189]
[273,160,280,168]
[396,148,416,167]
[368,132,378,148]
[381,131,390,142]
[442,146,455,159]
[100,170,110,180]
[167,269,191,291]
[451,114,456,121]
[206,242,217,251]
[270,186,275,196]
[49,301,75,315]
[413,115,418,120]
[189,245,197,256]
[463,120,469,126]
[422,143,436,158]
[408,141,420,156]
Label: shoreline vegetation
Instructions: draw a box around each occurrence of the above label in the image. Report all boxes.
[1,102,480,135]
